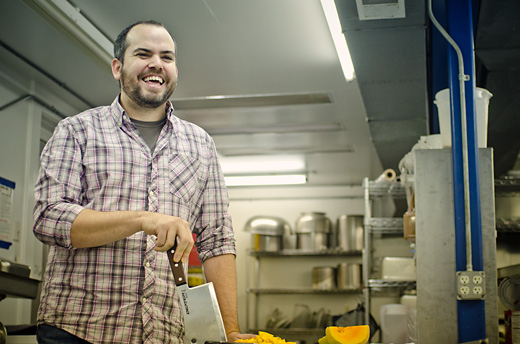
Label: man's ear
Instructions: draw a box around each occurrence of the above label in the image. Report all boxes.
[111,58,122,81]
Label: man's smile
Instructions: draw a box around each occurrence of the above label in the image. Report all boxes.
[142,75,165,85]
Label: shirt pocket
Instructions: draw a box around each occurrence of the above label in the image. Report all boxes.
[169,155,204,204]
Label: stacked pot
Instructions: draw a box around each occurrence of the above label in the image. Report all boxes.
[244,215,291,252]
[295,212,332,250]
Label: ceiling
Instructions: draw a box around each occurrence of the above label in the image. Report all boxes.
[0,0,518,186]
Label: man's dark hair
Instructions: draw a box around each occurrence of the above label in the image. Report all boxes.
[114,20,174,63]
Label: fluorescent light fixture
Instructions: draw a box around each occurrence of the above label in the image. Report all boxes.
[224,174,307,187]
[206,122,342,135]
[320,0,355,81]
[219,155,305,174]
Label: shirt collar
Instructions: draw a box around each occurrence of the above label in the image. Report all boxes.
[110,96,176,127]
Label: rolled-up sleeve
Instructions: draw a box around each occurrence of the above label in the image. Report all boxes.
[33,121,85,248]
[192,137,236,262]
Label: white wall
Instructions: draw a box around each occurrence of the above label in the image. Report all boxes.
[0,56,80,325]
[0,84,45,325]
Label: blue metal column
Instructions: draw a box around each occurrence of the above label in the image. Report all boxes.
[445,0,486,342]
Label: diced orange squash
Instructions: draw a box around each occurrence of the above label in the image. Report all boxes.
[325,325,370,344]
[235,331,296,344]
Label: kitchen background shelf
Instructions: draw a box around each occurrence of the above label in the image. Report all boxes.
[248,328,326,336]
[246,249,363,343]
[368,218,404,234]
[495,177,520,195]
[249,288,362,295]
[247,249,362,257]
[368,279,416,290]
[362,177,415,327]
[366,181,407,199]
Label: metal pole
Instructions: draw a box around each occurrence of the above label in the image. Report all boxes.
[445,0,486,341]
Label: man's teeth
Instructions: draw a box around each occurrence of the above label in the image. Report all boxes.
[143,76,164,84]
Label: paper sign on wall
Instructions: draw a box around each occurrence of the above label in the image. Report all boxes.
[0,176,15,250]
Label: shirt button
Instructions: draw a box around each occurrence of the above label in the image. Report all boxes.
[149,190,154,196]
[141,297,147,304]
[145,262,150,268]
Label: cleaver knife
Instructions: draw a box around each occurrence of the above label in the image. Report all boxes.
[167,247,227,344]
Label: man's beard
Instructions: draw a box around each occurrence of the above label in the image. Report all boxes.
[120,68,175,108]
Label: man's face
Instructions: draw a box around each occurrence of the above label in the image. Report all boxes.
[112,24,178,109]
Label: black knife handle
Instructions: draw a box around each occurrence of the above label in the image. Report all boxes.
[167,242,187,286]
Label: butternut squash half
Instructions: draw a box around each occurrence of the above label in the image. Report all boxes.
[318,325,370,344]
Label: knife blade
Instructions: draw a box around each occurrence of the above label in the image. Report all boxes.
[167,246,227,344]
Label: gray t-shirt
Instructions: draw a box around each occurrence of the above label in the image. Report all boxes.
[131,117,167,153]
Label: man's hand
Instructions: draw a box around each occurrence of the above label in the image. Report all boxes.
[226,331,256,342]
[71,210,194,262]
[140,212,194,261]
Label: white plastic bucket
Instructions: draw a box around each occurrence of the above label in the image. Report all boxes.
[434,87,492,148]
[380,304,408,344]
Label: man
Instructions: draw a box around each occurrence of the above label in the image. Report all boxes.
[33,20,253,343]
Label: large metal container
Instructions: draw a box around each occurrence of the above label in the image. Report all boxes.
[337,215,364,252]
[244,216,290,252]
[312,266,336,290]
[337,262,362,289]
[295,212,331,250]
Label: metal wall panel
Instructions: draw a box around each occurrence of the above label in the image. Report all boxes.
[415,149,498,343]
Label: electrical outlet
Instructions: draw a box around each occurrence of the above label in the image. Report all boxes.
[473,286,483,295]
[459,275,470,285]
[457,271,486,300]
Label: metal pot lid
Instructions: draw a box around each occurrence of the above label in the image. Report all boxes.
[499,276,520,310]
[244,216,290,236]
[295,212,331,233]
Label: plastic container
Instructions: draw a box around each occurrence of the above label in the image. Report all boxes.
[380,304,408,344]
[381,257,416,281]
[434,87,492,148]
[401,292,418,342]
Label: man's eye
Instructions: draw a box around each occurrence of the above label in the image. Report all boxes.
[162,56,174,61]
[136,53,148,57]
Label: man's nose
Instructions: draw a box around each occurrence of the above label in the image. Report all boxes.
[147,55,162,70]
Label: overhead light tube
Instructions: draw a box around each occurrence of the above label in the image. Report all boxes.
[320,0,355,81]
[224,174,307,187]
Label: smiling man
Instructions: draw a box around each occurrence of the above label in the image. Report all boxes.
[33,20,253,344]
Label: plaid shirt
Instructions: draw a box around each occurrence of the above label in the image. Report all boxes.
[33,97,236,344]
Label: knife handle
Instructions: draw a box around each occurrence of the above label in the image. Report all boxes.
[167,243,187,287]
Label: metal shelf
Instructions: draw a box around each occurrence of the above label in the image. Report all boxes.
[249,288,362,295]
[368,279,416,289]
[495,177,520,195]
[0,271,40,299]
[248,328,324,335]
[363,176,412,325]
[496,217,520,232]
[365,180,407,199]
[246,250,361,332]
[247,249,362,257]
[497,264,520,280]
[368,217,404,234]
